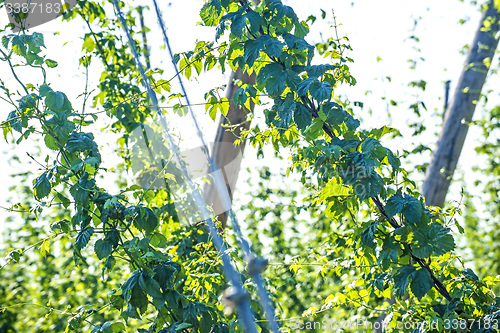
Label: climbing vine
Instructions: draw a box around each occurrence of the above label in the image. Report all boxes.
[1,0,500,332]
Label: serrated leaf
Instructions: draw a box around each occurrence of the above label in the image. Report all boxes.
[199,0,222,26]
[353,172,383,201]
[264,38,285,58]
[282,33,312,50]
[246,11,264,34]
[230,11,246,38]
[2,36,10,49]
[272,93,294,131]
[393,265,416,298]
[66,132,96,152]
[39,84,53,97]
[29,32,45,48]
[153,263,178,291]
[11,35,26,56]
[7,111,22,133]
[266,77,286,96]
[94,239,113,260]
[39,239,50,257]
[70,173,96,206]
[385,148,401,172]
[256,63,283,85]
[309,80,332,102]
[75,227,94,251]
[296,77,317,96]
[294,20,309,38]
[412,240,433,259]
[133,206,158,233]
[385,194,405,218]
[293,103,311,130]
[139,273,163,301]
[410,268,433,299]
[244,35,269,67]
[402,195,422,224]
[45,91,65,112]
[361,221,378,248]
[34,172,51,199]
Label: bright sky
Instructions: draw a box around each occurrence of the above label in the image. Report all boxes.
[0,0,493,242]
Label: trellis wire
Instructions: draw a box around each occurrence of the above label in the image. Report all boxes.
[110,1,257,331]
[151,1,280,332]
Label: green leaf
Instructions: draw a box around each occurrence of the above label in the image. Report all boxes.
[215,18,227,41]
[393,265,416,298]
[2,36,10,49]
[45,59,58,68]
[199,0,222,26]
[70,173,96,206]
[306,64,336,77]
[29,32,45,48]
[39,84,53,97]
[232,87,247,107]
[104,229,120,248]
[293,103,312,130]
[230,11,246,38]
[39,239,50,257]
[309,80,332,102]
[296,77,317,96]
[11,35,26,56]
[51,219,71,234]
[121,271,149,314]
[139,273,163,301]
[34,172,51,199]
[294,20,309,38]
[26,52,41,65]
[7,111,22,133]
[410,268,433,299]
[266,77,287,96]
[153,263,178,291]
[256,63,284,85]
[284,69,301,89]
[246,11,264,34]
[402,195,422,225]
[100,322,125,333]
[462,268,480,282]
[353,172,384,201]
[270,94,294,131]
[66,132,97,152]
[82,35,95,52]
[412,239,433,259]
[282,33,312,51]
[45,91,65,112]
[150,232,168,248]
[133,206,158,233]
[244,35,269,67]
[264,38,285,58]
[385,194,405,218]
[361,137,386,159]
[378,237,399,270]
[75,227,94,251]
[44,134,60,150]
[94,239,113,260]
[412,222,455,259]
[361,221,378,248]
[386,149,401,172]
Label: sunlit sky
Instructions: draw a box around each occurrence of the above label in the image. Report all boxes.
[0,0,493,238]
